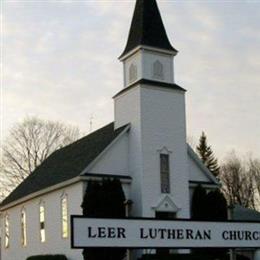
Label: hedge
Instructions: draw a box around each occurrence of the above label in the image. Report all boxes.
[139,254,250,260]
[26,255,68,260]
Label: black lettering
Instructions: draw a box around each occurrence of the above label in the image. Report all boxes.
[253,231,260,240]
[204,230,211,240]
[222,231,228,240]
[149,228,157,239]
[177,229,184,239]
[245,231,252,241]
[88,227,97,238]
[98,227,106,238]
[140,228,148,239]
[107,227,116,238]
[167,229,176,239]
[194,230,203,240]
[237,231,244,240]
[186,229,194,240]
[118,227,126,238]
[229,231,237,240]
[158,229,167,239]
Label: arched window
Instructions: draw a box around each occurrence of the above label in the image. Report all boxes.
[21,208,27,247]
[160,153,170,194]
[129,64,137,83]
[39,201,46,242]
[61,194,69,238]
[4,213,10,248]
[153,60,164,80]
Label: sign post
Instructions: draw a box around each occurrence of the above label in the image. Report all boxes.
[71,216,260,249]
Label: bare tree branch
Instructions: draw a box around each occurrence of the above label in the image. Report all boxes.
[0,117,80,201]
[220,152,259,210]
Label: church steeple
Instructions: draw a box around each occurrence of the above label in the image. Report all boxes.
[114,0,190,221]
[120,0,177,59]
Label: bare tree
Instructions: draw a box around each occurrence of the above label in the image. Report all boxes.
[0,117,80,200]
[220,152,259,209]
[249,158,260,208]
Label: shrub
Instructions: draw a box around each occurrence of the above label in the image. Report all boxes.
[139,254,249,260]
[26,255,68,260]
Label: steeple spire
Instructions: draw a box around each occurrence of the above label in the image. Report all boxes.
[120,0,177,59]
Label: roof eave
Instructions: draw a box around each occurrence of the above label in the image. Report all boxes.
[0,174,132,211]
[187,144,220,186]
[79,124,131,175]
[113,79,186,99]
[119,45,178,61]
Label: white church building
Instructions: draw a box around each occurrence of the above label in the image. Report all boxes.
[1,0,259,260]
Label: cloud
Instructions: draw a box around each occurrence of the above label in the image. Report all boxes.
[2,0,260,160]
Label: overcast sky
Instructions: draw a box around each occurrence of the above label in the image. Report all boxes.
[2,0,260,161]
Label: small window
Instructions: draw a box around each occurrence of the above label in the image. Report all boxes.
[129,64,137,83]
[4,214,10,248]
[21,208,27,247]
[160,154,170,193]
[153,60,164,80]
[39,202,46,242]
[61,195,68,238]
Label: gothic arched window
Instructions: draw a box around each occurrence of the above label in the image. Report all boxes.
[153,60,164,80]
[21,208,27,247]
[61,193,69,238]
[160,153,170,194]
[39,201,46,242]
[129,64,137,83]
[4,213,10,248]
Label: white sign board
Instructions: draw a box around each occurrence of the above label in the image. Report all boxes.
[71,216,260,249]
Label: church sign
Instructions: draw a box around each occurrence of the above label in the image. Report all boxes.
[71,216,260,249]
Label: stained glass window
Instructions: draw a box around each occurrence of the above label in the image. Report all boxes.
[61,195,68,238]
[39,202,46,242]
[4,214,10,248]
[21,209,27,246]
[160,154,170,193]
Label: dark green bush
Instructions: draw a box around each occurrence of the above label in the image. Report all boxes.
[26,255,68,260]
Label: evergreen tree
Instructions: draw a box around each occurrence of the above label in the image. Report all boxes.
[191,185,208,256]
[205,189,228,221]
[81,180,102,217]
[205,189,228,258]
[191,185,208,220]
[192,186,228,258]
[81,179,126,260]
[197,132,220,177]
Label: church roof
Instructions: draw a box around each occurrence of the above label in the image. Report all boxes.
[1,123,127,207]
[232,205,260,221]
[113,79,186,99]
[120,0,177,59]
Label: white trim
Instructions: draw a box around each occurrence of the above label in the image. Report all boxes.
[141,84,184,94]
[113,85,141,101]
[0,176,131,211]
[187,144,219,185]
[157,146,172,154]
[125,78,140,88]
[119,45,177,61]
[152,195,180,213]
[80,176,131,183]
[0,177,82,211]
[189,182,219,189]
[80,124,131,175]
